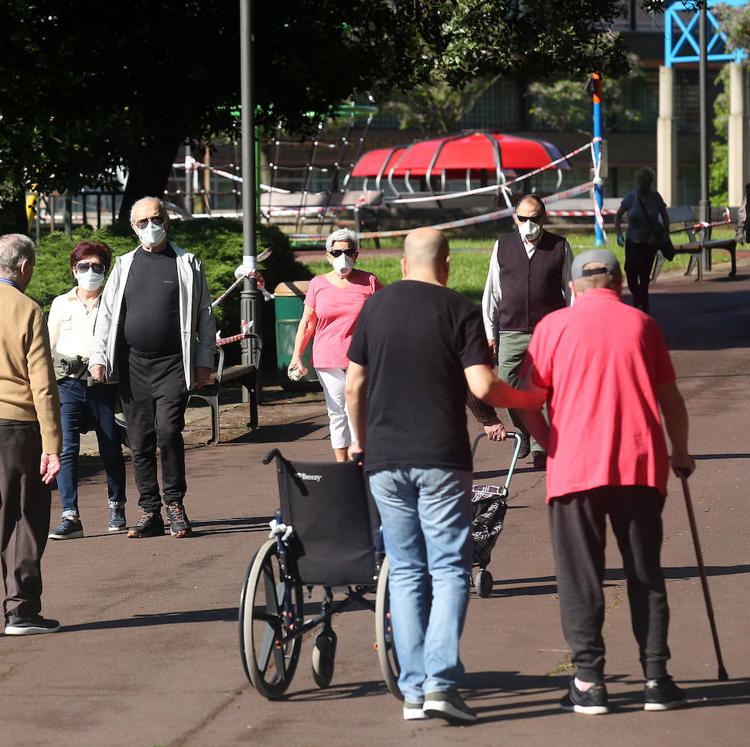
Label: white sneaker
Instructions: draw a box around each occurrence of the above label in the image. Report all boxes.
[403,701,428,720]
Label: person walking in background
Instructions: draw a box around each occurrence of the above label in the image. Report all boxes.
[0,234,62,635]
[346,228,543,724]
[289,228,381,462]
[482,194,573,470]
[521,249,693,715]
[89,197,215,539]
[47,241,127,539]
[614,167,670,313]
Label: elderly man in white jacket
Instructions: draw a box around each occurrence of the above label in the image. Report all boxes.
[89,197,215,539]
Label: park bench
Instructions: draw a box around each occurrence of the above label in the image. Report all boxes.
[189,331,262,446]
[658,206,738,281]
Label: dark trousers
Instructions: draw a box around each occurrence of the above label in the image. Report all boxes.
[624,241,658,312]
[119,350,189,512]
[0,421,51,619]
[498,330,546,452]
[549,486,670,683]
[57,379,126,516]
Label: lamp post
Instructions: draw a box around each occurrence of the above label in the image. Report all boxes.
[239,0,261,388]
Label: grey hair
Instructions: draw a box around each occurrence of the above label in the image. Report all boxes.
[0,234,36,278]
[325,228,358,253]
[129,196,168,224]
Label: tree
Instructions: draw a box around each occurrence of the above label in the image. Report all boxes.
[0,0,673,233]
[384,77,499,134]
[527,65,644,135]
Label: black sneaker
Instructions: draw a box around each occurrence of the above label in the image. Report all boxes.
[127,511,164,538]
[644,676,687,711]
[5,614,60,635]
[108,503,126,532]
[560,680,609,715]
[48,517,84,540]
[403,701,427,721]
[423,690,477,724]
[165,502,192,538]
[517,432,531,460]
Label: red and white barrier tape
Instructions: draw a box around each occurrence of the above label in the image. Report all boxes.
[547,209,617,217]
[290,181,596,242]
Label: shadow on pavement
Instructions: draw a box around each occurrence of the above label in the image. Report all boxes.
[190,515,275,536]
[229,420,326,445]
[651,286,750,351]
[491,564,750,590]
[61,607,238,633]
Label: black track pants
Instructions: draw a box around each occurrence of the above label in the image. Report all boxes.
[549,486,671,683]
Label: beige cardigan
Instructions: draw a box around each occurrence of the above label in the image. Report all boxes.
[0,284,62,453]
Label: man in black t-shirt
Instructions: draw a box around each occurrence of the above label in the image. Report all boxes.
[90,197,215,539]
[346,228,542,725]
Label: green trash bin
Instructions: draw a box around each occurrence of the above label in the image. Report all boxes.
[274,281,318,386]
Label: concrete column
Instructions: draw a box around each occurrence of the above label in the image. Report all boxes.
[657,66,677,206]
[727,62,749,207]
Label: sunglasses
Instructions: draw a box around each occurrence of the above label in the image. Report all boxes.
[516,214,541,223]
[134,215,165,229]
[75,261,105,274]
[328,248,357,258]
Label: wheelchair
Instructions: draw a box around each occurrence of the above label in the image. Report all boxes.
[239,449,400,699]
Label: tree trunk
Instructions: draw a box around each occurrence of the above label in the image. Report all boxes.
[118,137,182,227]
[0,185,30,236]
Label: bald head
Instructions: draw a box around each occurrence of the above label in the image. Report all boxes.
[404,227,449,266]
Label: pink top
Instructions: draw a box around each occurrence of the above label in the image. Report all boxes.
[525,289,675,502]
[305,271,382,369]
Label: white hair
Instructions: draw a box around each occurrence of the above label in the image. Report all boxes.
[0,234,36,278]
[129,196,168,224]
[325,228,358,253]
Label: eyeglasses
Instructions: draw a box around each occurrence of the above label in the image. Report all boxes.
[134,215,165,229]
[328,248,357,258]
[516,214,542,223]
[75,261,105,274]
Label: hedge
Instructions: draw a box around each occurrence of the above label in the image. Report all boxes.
[28,219,312,368]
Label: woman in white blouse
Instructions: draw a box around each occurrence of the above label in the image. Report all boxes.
[47,241,127,539]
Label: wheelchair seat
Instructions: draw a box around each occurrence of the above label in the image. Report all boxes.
[271,452,379,587]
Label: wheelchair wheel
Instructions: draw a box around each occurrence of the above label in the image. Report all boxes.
[311,629,337,688]
[239,539,304,699]
[474,569,493,598]
[375,556,402,700]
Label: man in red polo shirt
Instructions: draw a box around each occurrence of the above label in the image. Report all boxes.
[521,249,695,716]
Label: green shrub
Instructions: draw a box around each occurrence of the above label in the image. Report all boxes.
[28,220,312,368]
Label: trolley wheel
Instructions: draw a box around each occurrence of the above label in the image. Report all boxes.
[375,556,402,700]
[311,630,337,689]
[474,569,493,598]
[239,539,304,699]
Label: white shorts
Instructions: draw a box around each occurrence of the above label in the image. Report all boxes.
[316,367,354,450]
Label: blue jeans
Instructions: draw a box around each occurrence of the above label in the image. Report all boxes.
[57,379,127,517]
[368,467,473,702]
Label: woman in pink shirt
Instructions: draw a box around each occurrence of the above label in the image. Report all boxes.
[289,229,382,461]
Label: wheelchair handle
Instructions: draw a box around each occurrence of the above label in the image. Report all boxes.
[262,448,281,465]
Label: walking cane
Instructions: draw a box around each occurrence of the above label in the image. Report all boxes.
[679,473,729,681]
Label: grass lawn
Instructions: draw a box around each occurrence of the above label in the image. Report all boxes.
[307,228,734,304]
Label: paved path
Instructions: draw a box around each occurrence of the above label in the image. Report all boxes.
[2,263,749,746]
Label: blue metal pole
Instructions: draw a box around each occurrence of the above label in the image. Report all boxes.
[592,72,604,245]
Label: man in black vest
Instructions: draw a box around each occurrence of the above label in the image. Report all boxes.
[481,195,573,469]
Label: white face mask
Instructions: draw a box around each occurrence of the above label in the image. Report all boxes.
[518,219,542,242]
[135,220,166,247]
[332,253,354,276]
[75,269,104,292]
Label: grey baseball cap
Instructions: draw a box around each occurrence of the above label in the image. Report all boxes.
[571,249,621,280]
